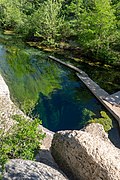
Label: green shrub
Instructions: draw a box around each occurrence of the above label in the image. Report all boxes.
[0,115,45,170]
[88,111,113,132]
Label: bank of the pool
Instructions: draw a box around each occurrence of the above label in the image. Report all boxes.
[0,74,54,149]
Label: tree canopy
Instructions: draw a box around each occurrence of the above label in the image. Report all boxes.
[0,0,120,64]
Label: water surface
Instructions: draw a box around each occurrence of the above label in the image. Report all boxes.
[0,34,120,147]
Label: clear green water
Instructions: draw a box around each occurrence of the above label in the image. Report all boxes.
[54,53,120,94]
[0,34,120,147]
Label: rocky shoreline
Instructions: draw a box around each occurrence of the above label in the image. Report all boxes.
[0,74,54,148]
[0,75,25,132]
[0,74,120,180]
[0,74,67,179]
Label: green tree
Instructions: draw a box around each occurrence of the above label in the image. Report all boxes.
[0,0,119,64]
[66,0,117,63]
[79,0,116,62]
[0,0,24,29]
[32,0,64,45]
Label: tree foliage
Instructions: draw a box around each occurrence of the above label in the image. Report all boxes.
[32,0,64,45]
[0,0,120,64]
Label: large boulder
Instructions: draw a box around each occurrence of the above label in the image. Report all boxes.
[3,159,68,180]
[51,123,120,180]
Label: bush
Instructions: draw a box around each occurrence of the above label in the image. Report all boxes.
[88,111,113,132]
[0,115,45,170]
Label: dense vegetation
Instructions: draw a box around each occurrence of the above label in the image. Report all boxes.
[0,0,120,65]
[0,115,45,170]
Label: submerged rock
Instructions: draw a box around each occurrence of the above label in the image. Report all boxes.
[51,123,120,180]
[3,159,68,180]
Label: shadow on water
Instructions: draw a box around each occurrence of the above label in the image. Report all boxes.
[0,34,120,148]
[108,120,120,148]
[32,79,102,132]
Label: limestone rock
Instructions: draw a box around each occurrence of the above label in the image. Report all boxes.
[3,159,68,180]
[0,75,10,98]
[51,123,120,180]
[36,149,59,169]
[0,75,25,132]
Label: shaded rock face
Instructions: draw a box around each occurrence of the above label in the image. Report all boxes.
[3,159,68,180]
[51,123,120,180]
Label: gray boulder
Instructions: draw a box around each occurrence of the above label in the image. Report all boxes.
[3,159,68,180]
[51,123,120,180]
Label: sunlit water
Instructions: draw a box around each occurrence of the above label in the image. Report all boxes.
[0,34,120,148]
